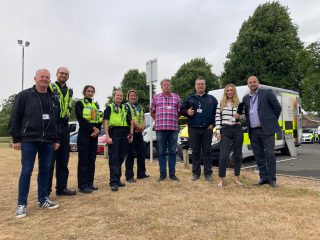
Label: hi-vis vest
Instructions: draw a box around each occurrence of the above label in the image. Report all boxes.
[49,82,73,119]
[81,99,103,124]
[108,103,129,127]
[126,103,144,126]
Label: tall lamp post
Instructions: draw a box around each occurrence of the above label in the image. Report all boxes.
[17,40,30,91]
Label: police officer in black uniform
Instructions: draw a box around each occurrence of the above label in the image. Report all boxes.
[104,89,133,191]
[48,67,76,196]
[75,85,102,193]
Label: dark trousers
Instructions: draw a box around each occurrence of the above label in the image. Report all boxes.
[18,142,53,205]
[77,132,98,189]
[125,132,146,179]
[48,127,70,193]
[188,127,213,177]
[219,125,243,178]
[250,128,276,182]
[156,130,179,177]
[108,127,129,186]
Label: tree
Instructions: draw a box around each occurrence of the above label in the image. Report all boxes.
[221,2,303,91]
[0,94,17,136]
[171,58,220,100]
[298,42,320,114]
[120,69,154,112]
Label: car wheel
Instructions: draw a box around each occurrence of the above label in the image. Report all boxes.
[146,142,157,158]
[70,145,77,152]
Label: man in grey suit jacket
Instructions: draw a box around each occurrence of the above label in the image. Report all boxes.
[242,76,282,188]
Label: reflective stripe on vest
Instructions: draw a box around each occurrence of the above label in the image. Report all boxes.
[49,83,72,118]
[108,103,129,127]
[127,103,144,126]
[81,99,103,124]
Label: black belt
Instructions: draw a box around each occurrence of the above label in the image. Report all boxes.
[222,124,241,128]
[251,127,262,129]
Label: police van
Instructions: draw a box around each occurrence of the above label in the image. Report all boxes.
[179,84,302,165]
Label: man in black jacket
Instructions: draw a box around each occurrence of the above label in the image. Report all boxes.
[242,76,282,188]
[9,69,60,218]
[181,77,218,182]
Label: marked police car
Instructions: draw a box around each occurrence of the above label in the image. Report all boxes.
[301,128,319,144]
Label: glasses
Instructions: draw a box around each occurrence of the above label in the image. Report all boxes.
[58,72,69,76]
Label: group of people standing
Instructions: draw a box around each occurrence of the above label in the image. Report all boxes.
[9,67,282,219]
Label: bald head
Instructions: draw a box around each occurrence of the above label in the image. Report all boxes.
[34,69,51,91]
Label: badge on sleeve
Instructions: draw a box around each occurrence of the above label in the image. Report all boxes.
[42,114,50,120]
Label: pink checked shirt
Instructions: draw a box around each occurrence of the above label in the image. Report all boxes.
[150,92,181,131]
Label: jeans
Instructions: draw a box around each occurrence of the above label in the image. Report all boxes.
[219,125,243,178]
[188,127,213,177]
[18,142,53,205]
[250,128,276,182]
[156,130,179,177]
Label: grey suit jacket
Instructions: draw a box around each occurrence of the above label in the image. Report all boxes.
[243,88,282,137]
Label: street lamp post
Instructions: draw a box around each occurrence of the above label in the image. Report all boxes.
[17,40,30,91]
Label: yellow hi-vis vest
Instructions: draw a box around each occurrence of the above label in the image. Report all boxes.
[49,82,72,119]
[81,99,103,124]
[126,103,144,126]
[108,103,129,127]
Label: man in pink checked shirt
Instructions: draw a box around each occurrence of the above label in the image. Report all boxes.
[150,79,181,182]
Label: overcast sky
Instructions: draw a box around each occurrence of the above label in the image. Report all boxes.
[0,0,319,106]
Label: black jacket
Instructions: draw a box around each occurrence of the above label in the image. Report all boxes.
[181,92,218,128]
[9,86,60,144]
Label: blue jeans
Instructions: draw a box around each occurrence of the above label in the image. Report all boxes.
[156,130,179,176]
[18,142,53,205]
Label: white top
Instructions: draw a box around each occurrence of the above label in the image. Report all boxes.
[215,102,239,133]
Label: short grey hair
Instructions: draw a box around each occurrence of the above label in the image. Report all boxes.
[160,78,171,86]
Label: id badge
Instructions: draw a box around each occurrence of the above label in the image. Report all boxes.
[197,108,202,113]
[167,106,172,110]
[42,114,50,120]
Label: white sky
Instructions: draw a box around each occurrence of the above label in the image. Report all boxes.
[0,0,319,106]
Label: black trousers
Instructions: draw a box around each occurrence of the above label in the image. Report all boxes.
[77,131,98,189]
[125,132,146,179]
[108,127,129,186]
[219,125,243,178]
[250,128,276,182]
[48,125,70,193]
[188,127,213,177]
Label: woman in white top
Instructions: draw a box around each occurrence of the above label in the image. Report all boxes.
[215,84,244,187]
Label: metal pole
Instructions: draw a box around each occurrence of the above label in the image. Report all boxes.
[22,46,24,91]
[149,75,153,163]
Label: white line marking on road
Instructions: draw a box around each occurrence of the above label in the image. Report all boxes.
[241,157,297,170]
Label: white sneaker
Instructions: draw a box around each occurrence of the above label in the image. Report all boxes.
[15,205,27,218]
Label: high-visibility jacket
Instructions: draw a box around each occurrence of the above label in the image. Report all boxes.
[81,99,103,124]
[108,103,129,127]
[126,103,144,126]
[49,82,73,119]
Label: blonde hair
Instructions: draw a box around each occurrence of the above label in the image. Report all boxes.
[220,84,240,110]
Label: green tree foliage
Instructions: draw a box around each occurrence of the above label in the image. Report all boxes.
[221,2,303,91]
[120,69,154,112]
[298,42,320,114]
[0,94,17,136]
[171,58,220,100]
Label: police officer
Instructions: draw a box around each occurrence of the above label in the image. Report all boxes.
[48,67,76,196]
[75,85,103,193]
[104,90,133,191]
[125,90,150,183]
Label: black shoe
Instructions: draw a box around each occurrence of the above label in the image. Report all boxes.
[205,175,213,182]
[191,175,200,181]
[157,175,166,182]
[79,187,93,194]
[137,175,150,179]
[56,188,77,196]
[90,186,98,191]
[118,182,126,187]
[126,178,136,183]
[169,175,180,182]
[254,180,269,186]
[269,181,278,188]
[111,185,118,192]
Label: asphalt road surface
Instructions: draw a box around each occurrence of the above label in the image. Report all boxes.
[242,143,320,179]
